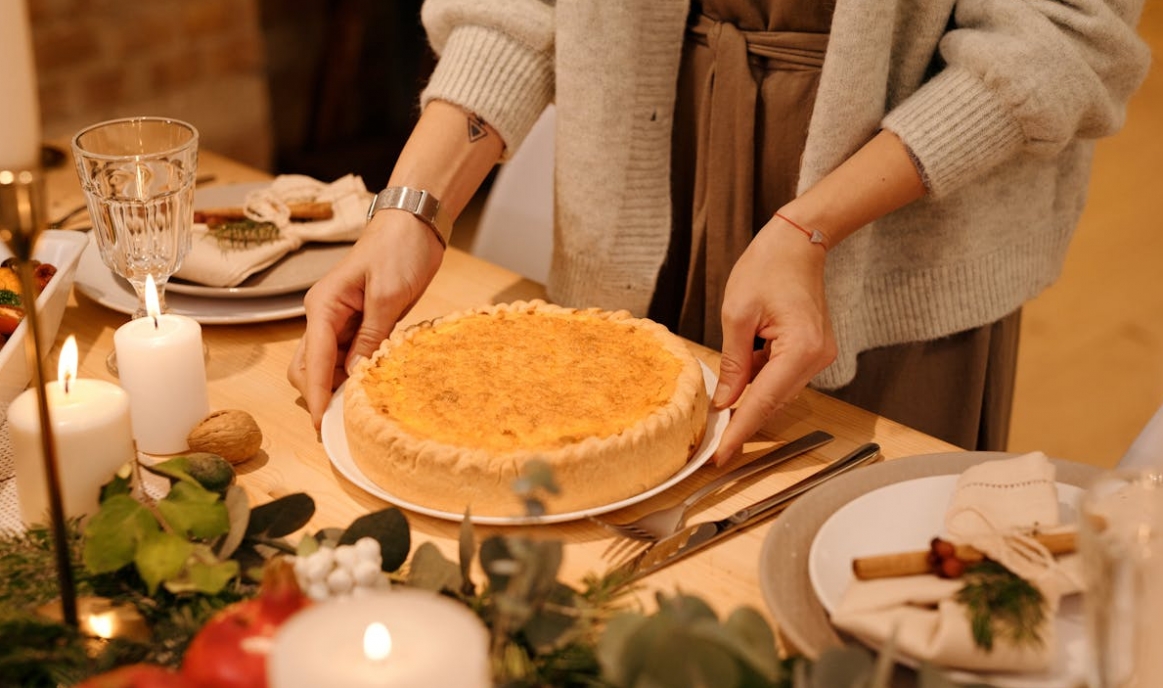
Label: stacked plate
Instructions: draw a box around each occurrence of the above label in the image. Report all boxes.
[759,451,1101,688]
[74,182,351,324]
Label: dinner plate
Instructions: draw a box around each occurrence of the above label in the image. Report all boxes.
[320,361,729,525]
[759,451,1101,687]
[73,233,307,324]
[167,182,350,299]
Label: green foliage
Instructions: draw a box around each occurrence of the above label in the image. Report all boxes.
[955,560,1046,652]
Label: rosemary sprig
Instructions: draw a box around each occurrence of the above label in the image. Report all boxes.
[954,560,1046,652]
[207,219,281,249]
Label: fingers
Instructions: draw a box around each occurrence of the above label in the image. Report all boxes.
[711,342,821,465]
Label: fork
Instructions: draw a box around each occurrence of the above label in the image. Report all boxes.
[594,430,833,557]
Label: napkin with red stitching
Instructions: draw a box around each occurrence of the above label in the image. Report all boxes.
[174,174,370,288]
[829,452,1082,673]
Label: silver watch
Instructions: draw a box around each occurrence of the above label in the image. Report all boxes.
[366,186,452,248]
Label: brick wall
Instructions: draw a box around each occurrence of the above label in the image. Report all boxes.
[28,0,273,170]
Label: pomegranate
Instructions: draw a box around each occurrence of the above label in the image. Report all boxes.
[181,558,310,688]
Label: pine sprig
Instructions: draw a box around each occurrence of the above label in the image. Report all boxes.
[955,560,1046,652]
[207,219,281,249]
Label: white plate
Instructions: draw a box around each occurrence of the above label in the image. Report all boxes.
[320,361,729,525]
[808,474,1088,687]
[765,454,1097,688]
[73,233,306,324]
[167,182,350,299]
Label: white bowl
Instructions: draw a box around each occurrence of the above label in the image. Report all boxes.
[0,230,89,406]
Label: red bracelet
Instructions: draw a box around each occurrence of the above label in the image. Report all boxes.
[774,212,830,250]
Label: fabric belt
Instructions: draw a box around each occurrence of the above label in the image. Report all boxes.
[679,15,828,344]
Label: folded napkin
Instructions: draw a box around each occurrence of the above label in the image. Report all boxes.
[174,174,370,288]
[831,452,1082,673]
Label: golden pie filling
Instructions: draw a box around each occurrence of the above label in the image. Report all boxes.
[343,301,709,516]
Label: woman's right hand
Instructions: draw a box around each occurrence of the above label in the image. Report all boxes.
[288,210,445,429]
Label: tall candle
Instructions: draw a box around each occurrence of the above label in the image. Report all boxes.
[7,336,135,525]
[113,275,209,454]
[268,589,491,688]
[0,0,42,170]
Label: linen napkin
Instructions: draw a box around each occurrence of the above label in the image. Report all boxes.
[830,452,1081,673]
[174,174,371,288]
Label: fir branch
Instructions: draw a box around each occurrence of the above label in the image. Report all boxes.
[955,560,1046,652]
[207,219,281,249]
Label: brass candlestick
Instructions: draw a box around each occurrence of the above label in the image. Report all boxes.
[0,168,78,626]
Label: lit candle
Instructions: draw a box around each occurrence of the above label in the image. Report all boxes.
[7,336,136,525]
[0,0,42,170]
[267,589,491,688]
[113,275,209,454]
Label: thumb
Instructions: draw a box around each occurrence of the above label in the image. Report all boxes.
[713,320,755,410]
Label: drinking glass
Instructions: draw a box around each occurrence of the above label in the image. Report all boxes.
[1079,468,1163,688]
[71,117,198,319]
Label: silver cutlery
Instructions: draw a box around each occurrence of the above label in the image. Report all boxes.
[592,430,834,552]
[606,441,882,585]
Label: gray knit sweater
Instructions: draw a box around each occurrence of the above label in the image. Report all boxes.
[419,0,1150,389]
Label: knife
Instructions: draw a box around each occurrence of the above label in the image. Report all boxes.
[610,441,882,586]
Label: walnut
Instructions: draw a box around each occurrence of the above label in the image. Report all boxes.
[187,409,263,464]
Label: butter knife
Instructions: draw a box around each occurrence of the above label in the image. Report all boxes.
[610,442,881,585]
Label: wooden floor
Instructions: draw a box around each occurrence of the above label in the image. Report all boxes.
[455,6,1163,471]
[1010,3,1163,469]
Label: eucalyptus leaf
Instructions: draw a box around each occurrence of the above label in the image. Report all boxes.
[82,494,159,573]
[313,527,344,549]
[720,607,781,681]
[142,456,196,484]
[518,458,560,495]
[245,493,315,538]
[98,462,135,503]
[458,509,474,592]
[338,508,410,572]
[164,546,240,595]
[407,542,462,592]
[135,530,194,595]
[214,485,251,559]
[296,534,321,558]
[597,613,657,685]
[520,582,582,652]
[157,481,230,539]
[804,647,873,688]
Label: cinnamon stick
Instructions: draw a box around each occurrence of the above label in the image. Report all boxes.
[194,201,333,224]
[851,530,1077,580]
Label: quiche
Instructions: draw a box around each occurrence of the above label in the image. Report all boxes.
[343,300,710,517]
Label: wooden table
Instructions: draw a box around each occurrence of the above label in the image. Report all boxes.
[41,148,960,645]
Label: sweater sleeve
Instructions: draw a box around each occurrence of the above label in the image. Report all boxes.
[882,0,1150,197]
[420,0,556,158]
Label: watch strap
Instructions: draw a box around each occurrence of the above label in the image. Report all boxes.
[367,186,452,248]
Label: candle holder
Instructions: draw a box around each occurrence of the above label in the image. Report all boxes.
[0,167,79,627]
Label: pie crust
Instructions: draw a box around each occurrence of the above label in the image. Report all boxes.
[343,300,709,516]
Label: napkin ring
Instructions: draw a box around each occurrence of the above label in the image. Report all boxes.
[367,186,452,248]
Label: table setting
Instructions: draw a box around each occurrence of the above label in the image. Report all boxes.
[2,101,1161,687]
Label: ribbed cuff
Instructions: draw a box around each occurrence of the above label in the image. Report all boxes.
[421,25,554,158]
[883,68,1025,198]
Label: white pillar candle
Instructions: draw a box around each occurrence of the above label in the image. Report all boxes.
[113,276,209,454]
[7,336,135,525]
[268,589,492,688]
[0,0,42,170]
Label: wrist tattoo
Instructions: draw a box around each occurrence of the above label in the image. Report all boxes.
[467,114,489,143]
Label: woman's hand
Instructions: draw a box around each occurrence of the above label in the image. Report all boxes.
[288,212,445,429]
[710,216,836,464]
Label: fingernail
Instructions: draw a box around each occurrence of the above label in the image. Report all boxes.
[712,382,729,408]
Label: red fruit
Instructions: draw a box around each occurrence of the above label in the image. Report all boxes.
[75,663,194,688]
[181,559,310,688]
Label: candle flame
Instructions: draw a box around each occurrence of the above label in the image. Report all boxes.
[57,335,78,394]
[363,622,392,662]
[86,612,115,639]
[144,274,161,323]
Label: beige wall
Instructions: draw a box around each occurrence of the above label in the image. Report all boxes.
[28,0,273,170]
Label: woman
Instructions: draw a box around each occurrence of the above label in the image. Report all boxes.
[288,0,1149,463]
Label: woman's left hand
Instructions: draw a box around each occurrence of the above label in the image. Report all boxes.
[710,215,837,464]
